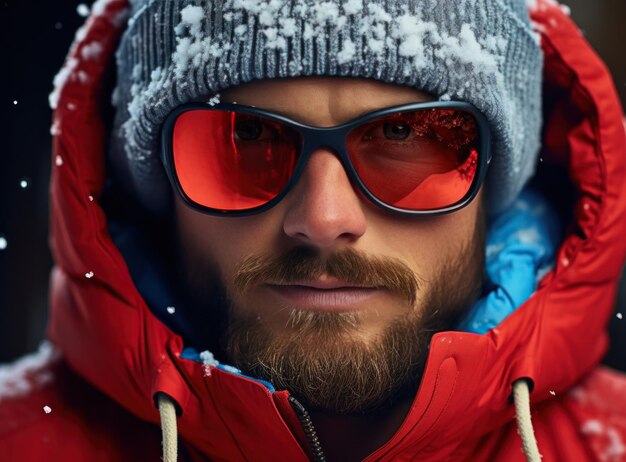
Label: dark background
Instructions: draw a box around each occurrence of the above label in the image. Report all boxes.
[1,1,626,368]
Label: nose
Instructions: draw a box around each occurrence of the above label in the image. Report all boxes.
[282,149,367,248]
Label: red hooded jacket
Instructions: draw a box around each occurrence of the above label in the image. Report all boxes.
[2,0,626,460]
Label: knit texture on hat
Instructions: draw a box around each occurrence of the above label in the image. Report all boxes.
[110,0,543,215]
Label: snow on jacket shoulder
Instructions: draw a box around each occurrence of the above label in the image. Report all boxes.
[0,346,162,460]
[2,0,626,460]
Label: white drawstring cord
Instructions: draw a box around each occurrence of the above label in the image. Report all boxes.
[512,379,542,462]
[157,393,179,462]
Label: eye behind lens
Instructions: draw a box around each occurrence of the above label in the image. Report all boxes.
[235,118,263,141]
[383,122,411,140]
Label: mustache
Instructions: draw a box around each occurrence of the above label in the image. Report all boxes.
[233,246,420,307]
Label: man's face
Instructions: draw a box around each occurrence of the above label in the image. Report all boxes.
[175,77,485,414]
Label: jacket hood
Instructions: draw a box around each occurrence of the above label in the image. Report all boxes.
[47,0,626,459]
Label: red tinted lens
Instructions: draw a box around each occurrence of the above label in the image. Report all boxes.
[173,110,301,211]
[347,108,480,210]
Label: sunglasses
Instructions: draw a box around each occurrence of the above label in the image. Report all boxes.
[161,101,491,216]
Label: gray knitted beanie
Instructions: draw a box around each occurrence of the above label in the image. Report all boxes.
[110,0,543,215]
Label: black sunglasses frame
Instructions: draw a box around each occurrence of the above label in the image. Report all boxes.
[160,100,492,217]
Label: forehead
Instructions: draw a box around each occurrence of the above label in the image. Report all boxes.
[221,77,433,126]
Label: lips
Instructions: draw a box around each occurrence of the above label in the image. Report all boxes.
[266,276,380,311]
[281,276,376,290]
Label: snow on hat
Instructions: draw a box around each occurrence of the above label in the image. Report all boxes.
[110,0,543,215]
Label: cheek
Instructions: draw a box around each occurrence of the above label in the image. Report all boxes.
[366,204,480,267]
[174,199,283,279]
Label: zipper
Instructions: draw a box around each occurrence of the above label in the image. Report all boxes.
[289,396,327,462]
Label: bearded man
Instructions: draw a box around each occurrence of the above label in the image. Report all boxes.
[2,0,626,461]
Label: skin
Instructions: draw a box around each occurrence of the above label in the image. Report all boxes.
[175,77,484,461]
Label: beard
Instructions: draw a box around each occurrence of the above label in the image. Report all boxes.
[178,219,484,415]
[226,297,436,414]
